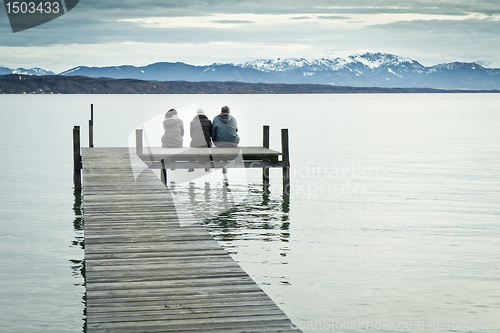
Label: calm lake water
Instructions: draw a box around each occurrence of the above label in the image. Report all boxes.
[0,94,499,332]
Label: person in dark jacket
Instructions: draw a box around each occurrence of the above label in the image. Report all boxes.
[190,109,212,148]
[161,109,184,148]
[212,106,240,147]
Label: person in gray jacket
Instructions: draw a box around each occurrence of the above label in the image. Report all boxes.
[212,106,240,147]
[190,108,212,148]
[161,109,184,148]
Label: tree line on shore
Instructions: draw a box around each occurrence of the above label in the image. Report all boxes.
[0,74,495,94]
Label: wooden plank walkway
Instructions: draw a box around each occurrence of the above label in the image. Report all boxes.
[82,147,299,332]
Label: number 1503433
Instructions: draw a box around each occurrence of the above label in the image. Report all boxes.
[5,1,61,15]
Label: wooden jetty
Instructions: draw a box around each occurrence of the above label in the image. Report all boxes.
[135,126,290,192]
[75,122,298,332]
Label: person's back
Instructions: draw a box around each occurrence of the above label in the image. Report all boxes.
[161,109,184,148]
[190,109,212,148]
[212,106,240,147]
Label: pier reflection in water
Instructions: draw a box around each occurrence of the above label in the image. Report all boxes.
[171,179,292,273]
[71,187,86,332]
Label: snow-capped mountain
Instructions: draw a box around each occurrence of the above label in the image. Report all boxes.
[239,53,424,72]
[236,53,499,89]
[239,58,314,72]
[0,67,55,76]
[3,53,499,90]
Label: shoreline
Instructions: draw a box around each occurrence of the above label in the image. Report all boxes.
[1,74,499,95]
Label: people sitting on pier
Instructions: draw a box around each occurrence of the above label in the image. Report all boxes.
[190,108,212,148]
[161,109,184,148]
[212,106,240,147]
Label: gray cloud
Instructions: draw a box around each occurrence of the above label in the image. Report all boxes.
[369,15,500,35]
[211,20,254,24]
[0,0,498,70]
[317,15,350,20]
[291,16,312,20]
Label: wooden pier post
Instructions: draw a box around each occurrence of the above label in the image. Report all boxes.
[89,104,94,148]
[160,159,167,186]
[135,128,143,155]
[263,125,270,185]
[73,126,82,190]
[281,128,290,194]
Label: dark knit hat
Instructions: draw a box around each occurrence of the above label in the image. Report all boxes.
[165,109,177,118]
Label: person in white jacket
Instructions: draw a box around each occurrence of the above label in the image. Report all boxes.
[161,109,184,148]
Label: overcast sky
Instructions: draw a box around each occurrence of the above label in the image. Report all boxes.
[1,0,499,72]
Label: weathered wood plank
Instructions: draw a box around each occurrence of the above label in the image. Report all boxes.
[86,295,278,310]
[82,147,299,332]
[88,318,299,333]
[138,146,283,169]
[141,146,282,158]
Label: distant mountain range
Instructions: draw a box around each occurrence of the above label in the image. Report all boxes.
[2,53,500,90]
[0,66,55,76]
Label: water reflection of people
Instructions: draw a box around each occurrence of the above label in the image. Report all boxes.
[161,109,184,148]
